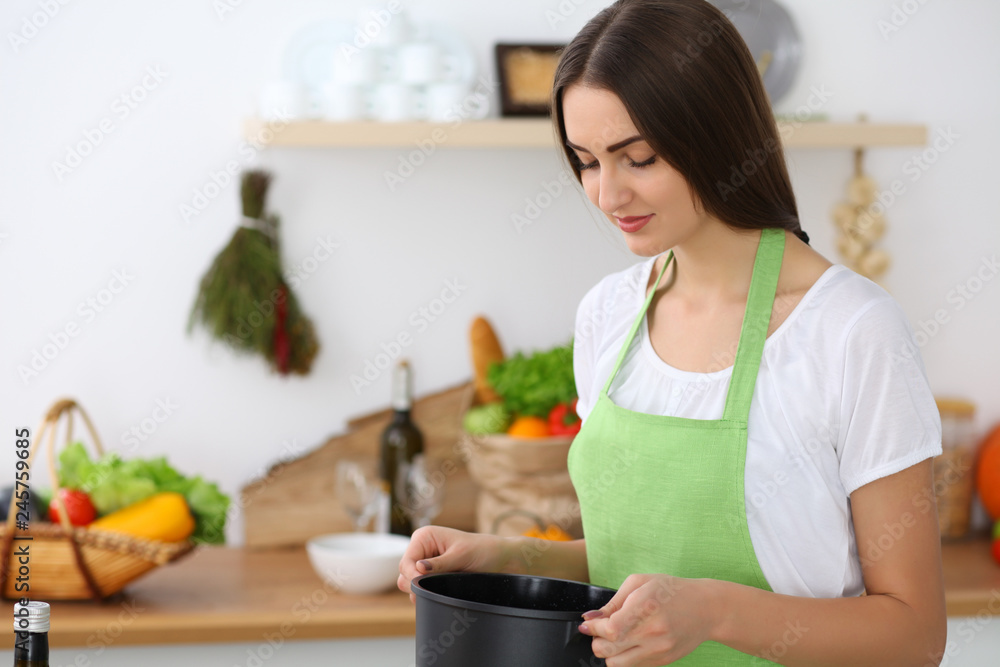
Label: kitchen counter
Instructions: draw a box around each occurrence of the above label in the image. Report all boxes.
[939,536,1000,616]
[4,537,999,648]
[5,545,415,649]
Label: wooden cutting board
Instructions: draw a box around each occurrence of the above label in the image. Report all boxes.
[242,381,478,549]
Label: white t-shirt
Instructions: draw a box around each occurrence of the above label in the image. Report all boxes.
[573,256,942,599]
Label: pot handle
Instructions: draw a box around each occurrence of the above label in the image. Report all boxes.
[564,620,605,666]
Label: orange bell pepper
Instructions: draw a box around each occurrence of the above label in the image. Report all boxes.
[507,416,551,438]
[523,524,573,541]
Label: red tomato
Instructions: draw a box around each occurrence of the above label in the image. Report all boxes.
[547,399,582,437]
[992,539,1000,567]
[48,489,97,526]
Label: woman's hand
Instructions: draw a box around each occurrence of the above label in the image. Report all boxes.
[578,574,719,666]
[397,526,514,602]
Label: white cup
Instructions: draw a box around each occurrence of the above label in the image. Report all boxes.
[377,46,401,82]
[370,83,422,122]
[399,42,440,84]
[258,81,305,120]
[394,41,464,84]
[424,82,489,122]
[321,82,368,121]
[331,48,380,85]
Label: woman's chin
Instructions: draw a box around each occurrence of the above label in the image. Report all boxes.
[621,233,672,258]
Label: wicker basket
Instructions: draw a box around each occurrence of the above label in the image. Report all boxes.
[460,387,582,538]
[934,398,978,540]
[0,399,194,601]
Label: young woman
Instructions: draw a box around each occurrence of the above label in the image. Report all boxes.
[399,1,947,664]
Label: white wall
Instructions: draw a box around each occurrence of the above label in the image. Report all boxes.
[1,0,998,547]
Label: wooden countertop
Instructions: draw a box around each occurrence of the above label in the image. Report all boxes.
[9,546,415,649]
[938,536,1000,616]
[5,538,999,648]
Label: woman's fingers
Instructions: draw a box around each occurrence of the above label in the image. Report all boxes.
[583,607,642,647]
[589,620,642,661]
[594,643,646,667]
[398,526,495,598]
[585,601,650,663]
[580,573,649,628]
[580,575,658,660]
[414,555,445,573]
[398,527,447,594]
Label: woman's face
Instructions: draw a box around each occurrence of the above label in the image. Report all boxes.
[562,85,708,257]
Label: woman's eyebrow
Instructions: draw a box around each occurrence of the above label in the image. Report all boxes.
[565,135,644,154]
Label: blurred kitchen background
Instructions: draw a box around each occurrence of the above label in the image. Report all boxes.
[1,0,997,548]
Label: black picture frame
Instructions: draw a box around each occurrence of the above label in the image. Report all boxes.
[494,43,565,117]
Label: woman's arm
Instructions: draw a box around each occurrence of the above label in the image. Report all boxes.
[582,460,947,666]
[710,459,946,665]
[398,529,589,601]
[506,537,590,583]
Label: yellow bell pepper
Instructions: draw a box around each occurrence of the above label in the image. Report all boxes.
[90,492,195,542]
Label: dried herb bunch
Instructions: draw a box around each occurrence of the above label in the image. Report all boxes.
[188,170,319,375]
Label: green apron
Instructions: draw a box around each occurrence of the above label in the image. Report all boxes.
[568,228,785,666]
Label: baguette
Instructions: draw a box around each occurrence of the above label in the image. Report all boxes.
[469,316,505,404]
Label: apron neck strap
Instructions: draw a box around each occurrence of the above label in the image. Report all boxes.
[601,251,674,396]
[722,227,785,422]
[598,228,785,420]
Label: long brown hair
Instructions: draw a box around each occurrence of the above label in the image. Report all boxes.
[552,0,808,244]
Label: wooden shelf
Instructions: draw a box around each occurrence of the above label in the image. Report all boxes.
[244,118,555,148]
[778,121,927,148]
[244,118,927,149]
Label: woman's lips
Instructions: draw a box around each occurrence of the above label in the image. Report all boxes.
[615,215,652,233]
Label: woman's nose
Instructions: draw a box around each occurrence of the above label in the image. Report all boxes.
[598,166,630,216]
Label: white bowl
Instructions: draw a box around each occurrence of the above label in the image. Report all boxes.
[306,532,411,595]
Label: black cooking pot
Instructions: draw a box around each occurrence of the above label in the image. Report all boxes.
[411,572,616,667]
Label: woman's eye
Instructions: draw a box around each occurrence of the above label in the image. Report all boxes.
[573,154,598,171]
[627,155,656,168]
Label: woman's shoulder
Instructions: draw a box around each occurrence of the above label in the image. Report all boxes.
[775,258,916,359]
[808,263,901,321]
[579,255,659,312]
[774,236,902,332]
[575,256,660,344]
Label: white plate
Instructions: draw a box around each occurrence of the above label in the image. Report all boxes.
[281,19,354,116]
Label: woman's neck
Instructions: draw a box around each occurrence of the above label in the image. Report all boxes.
[667,224,766,304]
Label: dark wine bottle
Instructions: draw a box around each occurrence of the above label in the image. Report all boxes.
[13,601,49,667]
[378,360,425,536]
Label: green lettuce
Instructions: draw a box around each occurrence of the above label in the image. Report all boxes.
[487,340,576,418]
[58,443,229,544]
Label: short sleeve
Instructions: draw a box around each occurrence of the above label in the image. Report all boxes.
[836,298,942,495]
[574,282,603,423]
